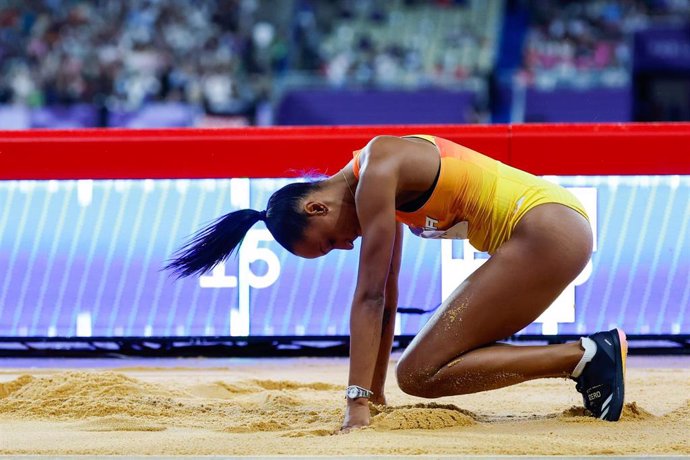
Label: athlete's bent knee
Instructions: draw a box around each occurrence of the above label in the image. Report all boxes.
[396,358,442,398]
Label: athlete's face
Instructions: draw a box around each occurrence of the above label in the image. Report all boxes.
[291,200,361,259]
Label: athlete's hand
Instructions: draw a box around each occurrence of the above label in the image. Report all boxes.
[340,399,370,433]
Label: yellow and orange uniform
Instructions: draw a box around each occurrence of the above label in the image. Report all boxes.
[352,135,588,254]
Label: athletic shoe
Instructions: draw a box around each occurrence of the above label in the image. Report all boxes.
[574,328,628,421]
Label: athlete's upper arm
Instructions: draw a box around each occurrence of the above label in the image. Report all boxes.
[353,137,403,304]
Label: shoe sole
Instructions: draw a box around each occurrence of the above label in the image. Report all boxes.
[605,328,627,421]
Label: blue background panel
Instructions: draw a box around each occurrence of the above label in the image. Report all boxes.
[0,176,688,337]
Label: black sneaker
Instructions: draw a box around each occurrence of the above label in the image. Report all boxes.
[574,328,628,421]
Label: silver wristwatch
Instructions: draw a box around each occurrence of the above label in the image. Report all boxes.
[345,385,373,400]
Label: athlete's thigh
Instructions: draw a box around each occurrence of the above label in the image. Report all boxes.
[399,204,592,371]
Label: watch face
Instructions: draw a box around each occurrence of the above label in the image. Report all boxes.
[347,387,358,398]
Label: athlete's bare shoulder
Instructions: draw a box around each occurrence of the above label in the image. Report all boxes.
[359,135,437,171]
[359,136,439,194]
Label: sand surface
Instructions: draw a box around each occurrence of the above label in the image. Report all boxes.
[0,356,688,456]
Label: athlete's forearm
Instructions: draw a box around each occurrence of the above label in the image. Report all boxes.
[371,290,397,398]
[370,222,402,399]
[348,297,385,399]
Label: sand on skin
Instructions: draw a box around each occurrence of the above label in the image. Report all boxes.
[0,357,688,456]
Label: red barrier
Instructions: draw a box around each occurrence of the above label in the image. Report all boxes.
[0,123,688,179]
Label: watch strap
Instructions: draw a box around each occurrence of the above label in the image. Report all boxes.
[345,384,373,399]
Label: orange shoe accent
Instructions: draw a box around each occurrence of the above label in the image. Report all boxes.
[617,328,628,377]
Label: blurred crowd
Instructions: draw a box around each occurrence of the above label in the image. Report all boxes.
[299,0,497,88]
[0,0,688,118]
[520,0,690,88]
[0,0,287,114]
[0,0,494,113]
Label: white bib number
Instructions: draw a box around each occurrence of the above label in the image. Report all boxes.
[416,221,469,239]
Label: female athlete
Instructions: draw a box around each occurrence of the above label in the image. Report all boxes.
[166,135,627,430]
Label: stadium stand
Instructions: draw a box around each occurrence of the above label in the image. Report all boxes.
[0,0,688,127]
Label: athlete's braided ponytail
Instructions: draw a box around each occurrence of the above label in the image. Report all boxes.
[166,180,324,278]
[165,209,264,278]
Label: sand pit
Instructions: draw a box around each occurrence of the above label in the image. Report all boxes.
[0,356,688,456]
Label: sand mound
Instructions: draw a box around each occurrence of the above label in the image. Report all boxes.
[372,407,476,430]
[189,381,258,396]
[282,428,334,437]
[0,371,182,399]
[664,400,690,421]
[188,379,340,398]
[77,415,167,432]
[186,382,244,399]
[262,391,304,409]
[559,402,654,422]
[0,371,201,420]
[223,419,290,433]
[0,375,33,398]
[621,401,655,420]
[251,380,340,392]
[559,405,594,419]
[0,371,345,435]
[371,402,477,430]
[220,403,342,434]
